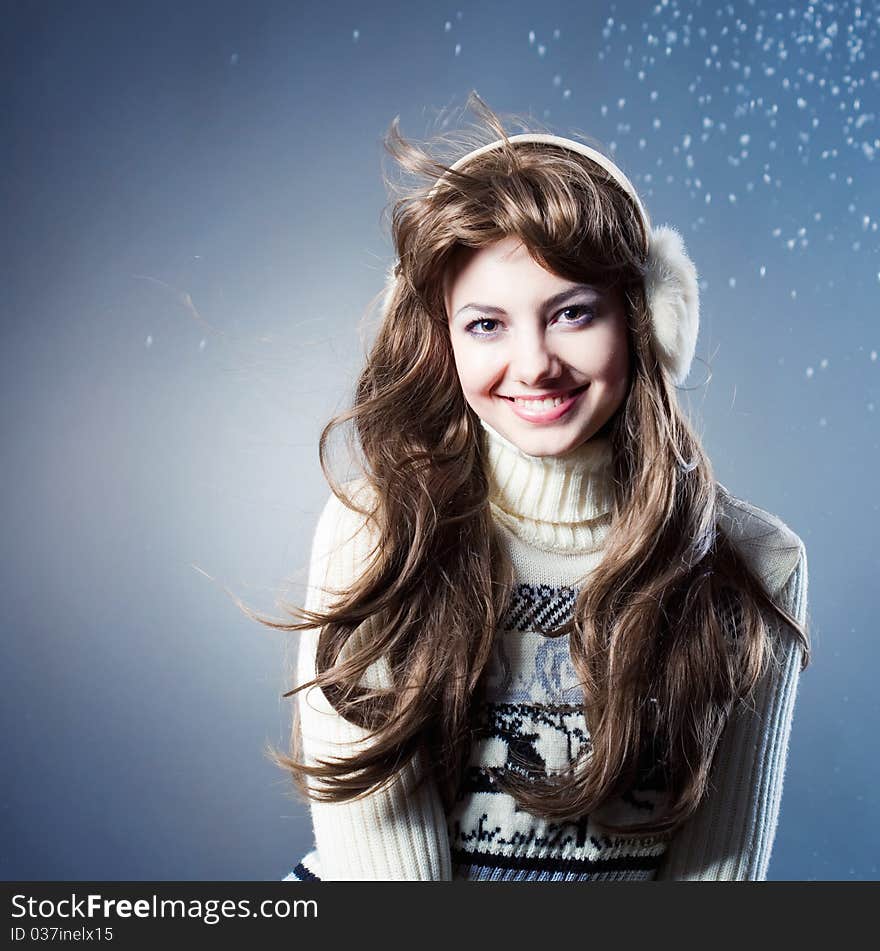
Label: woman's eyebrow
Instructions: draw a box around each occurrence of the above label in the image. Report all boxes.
[453,283,600,321]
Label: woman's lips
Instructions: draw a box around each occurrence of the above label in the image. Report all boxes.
[499,384,589,422]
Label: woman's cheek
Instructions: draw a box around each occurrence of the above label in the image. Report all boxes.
[457,345,500,395]
[588,324,629,378]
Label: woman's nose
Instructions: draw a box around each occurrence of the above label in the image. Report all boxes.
[510,334,561,385]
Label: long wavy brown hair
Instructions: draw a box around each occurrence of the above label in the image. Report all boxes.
[251,92,810,837]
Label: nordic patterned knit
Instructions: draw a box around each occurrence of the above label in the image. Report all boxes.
[283,417,808,882]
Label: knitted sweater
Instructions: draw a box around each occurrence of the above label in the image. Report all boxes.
[284,418,808,881]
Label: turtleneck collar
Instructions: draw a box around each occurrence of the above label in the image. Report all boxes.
[479,417,616,554]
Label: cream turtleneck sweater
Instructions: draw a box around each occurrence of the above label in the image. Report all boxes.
[288,417,808,881]
[479,416,616,555]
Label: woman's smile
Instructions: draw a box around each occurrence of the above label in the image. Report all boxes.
[499,383,589,422]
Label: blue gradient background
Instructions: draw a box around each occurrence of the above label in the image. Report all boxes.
[3,0,877,881]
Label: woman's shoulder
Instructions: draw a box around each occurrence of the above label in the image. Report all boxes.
[715,482,806,607]
[310,477,381,565]
[300,478,384,613]
[314,477,378,526]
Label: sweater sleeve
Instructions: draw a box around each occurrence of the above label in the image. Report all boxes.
[654,543,809,881]
[295,484,453,881]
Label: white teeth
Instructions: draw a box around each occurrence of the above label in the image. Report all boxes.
[514,395,566,409]
[512,388,580,409]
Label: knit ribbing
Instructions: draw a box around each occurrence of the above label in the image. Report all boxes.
[479,418,615,555]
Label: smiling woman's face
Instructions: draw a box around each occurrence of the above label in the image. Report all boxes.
[444,236,631,458]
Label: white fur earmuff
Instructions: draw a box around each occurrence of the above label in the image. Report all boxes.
[642,224,700,386]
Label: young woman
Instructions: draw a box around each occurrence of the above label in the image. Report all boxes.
[264,94,810,881]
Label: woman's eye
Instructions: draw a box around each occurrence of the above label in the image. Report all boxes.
[558,305,596,324]
[465,318,501,336]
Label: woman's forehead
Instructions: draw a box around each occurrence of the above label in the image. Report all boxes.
[445,239,530,288]
[444,239,586,297]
